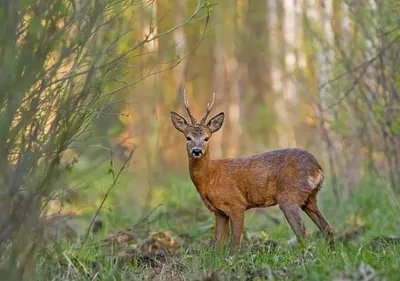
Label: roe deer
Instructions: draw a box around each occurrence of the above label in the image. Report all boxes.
[170,92,334,247]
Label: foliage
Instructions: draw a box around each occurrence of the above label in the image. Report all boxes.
[302,0,400,192]
[0,0,209,279]
[32,178,400,281]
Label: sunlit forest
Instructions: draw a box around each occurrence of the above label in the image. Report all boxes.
[0,0,399,280]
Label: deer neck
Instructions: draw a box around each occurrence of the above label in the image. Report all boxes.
[188,151,213,194]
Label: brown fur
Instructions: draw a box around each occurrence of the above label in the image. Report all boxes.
[170,93,334,247]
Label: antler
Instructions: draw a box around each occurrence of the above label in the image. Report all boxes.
[183,89,197,125]
[200,93,216,124]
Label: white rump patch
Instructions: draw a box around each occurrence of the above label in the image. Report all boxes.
[308,172,323,188]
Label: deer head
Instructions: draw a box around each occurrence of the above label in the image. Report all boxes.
[170,91,224,159]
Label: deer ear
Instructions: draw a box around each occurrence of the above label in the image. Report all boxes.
[170,111,189,133]
[207,112,224,133]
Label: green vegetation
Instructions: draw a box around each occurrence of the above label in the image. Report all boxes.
[31,175,400,280]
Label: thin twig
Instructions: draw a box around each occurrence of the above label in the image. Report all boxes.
[320,34,400,93]
[84,148,135,240]
[106,2,212,96]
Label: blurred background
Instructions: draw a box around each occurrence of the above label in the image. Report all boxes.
[86,0,399,207]
[24,0,398,226]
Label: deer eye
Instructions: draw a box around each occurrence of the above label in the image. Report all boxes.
[204,137,209,142]
[186,136,192,141]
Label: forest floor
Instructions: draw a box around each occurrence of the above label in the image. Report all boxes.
[34,176,400,281]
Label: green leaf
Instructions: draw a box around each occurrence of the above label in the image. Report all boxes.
[390,117,400,135]
[29,17,42,36]
[108,167,115,178]
[373,105,384,114]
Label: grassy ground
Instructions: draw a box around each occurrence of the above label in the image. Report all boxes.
[33,175,400,280]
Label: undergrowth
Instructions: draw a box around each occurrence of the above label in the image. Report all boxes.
[17,176,400,280]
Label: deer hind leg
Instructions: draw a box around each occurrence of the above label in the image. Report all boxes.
[302,194,334,243]
[279,203,309,242]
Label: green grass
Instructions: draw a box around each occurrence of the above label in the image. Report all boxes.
[32,176,400,280]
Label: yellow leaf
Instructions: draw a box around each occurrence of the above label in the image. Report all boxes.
[346,213,366,228]
[261,230,269,240]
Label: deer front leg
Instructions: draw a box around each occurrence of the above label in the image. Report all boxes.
[215,213,229,246]
[229,211,245,248]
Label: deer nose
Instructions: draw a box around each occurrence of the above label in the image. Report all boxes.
[191,148,202,157]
